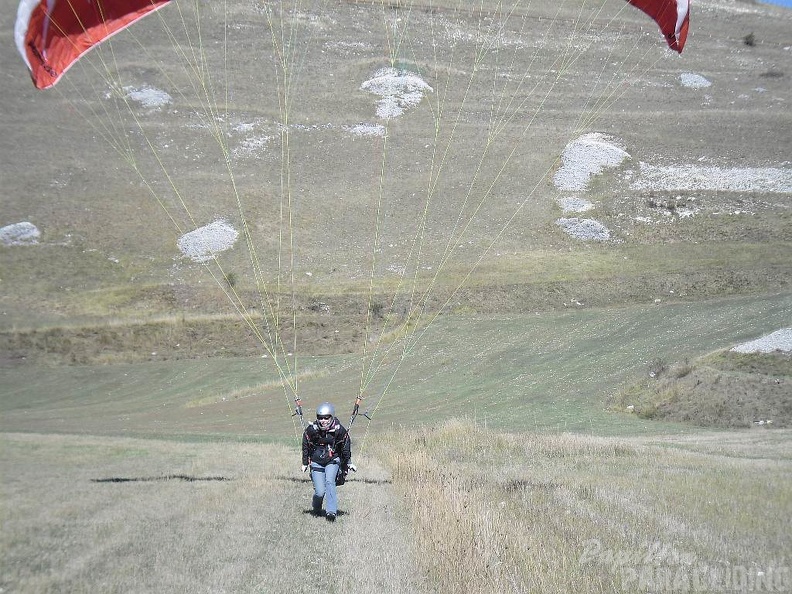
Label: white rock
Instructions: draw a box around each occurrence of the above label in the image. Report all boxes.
[731,328,792,354]
[553,133,630,192]
[0,222,40,246]
[680,73,712,89]
[361,68,433,119]
[556,217,611,241]
[123,85,173,109]
[177,220,239,263]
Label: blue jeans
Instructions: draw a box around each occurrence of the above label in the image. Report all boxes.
[310,459,340,515]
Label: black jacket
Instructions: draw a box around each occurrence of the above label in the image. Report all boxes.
[302,417,351,467]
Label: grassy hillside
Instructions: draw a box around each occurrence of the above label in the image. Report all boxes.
[1,0,791,591]
[2,292,790,440]
[1,0,791,333]
[2,0,790,436]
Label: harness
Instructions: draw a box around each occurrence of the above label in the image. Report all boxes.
[307,420,346,465]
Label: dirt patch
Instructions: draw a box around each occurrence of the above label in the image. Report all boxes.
[0,312,377,365]
[610,344,792,428]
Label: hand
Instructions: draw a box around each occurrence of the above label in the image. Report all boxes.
[347,463,357,472]
[301,465,309,473]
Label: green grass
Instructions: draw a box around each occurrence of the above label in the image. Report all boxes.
[4,240,790,329]
[3,292,790,441]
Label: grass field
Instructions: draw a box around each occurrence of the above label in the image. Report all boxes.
[0,432,426,594]
[2,0,791,591]
[2,423,790,593]
[3,292,790,440]
[2,293,791,591]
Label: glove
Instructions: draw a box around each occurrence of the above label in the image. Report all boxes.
[301,465,309,473]
[347,463,357,472]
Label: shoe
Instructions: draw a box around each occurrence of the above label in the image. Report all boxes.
[326,513,336,522]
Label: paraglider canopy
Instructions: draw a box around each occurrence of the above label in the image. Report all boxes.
[627,0,690,53]
[15,0,690,92]
[15,0,173,90]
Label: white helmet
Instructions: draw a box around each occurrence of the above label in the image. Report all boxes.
[316,402,335,429]
[316,402,335,418]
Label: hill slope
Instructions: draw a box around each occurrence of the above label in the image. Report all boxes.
[1,0,790,334]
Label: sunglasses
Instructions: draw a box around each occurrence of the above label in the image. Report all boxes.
[317,414,332,420]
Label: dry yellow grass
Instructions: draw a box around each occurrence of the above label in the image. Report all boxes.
[371,419,792,593]
[0,432,428,594]
[3,422,791,593]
